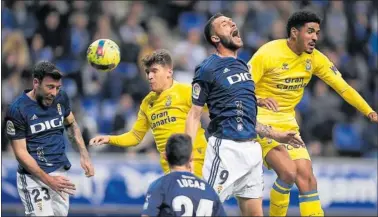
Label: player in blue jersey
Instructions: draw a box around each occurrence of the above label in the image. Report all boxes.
[5,61,94,216]
[185,13,304,216]
[142,133,226,217]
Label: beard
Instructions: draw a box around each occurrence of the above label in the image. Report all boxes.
[35,91,46,106]
[219,35,241,51]
[35,89,54,107]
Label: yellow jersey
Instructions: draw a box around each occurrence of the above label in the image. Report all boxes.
[248,39,373,121]
[109,81,207,176]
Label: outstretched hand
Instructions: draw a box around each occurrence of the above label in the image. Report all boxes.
[368,112,378,123]
[257,98,279,112]
[271,131,305,148]
[89,135,110,146]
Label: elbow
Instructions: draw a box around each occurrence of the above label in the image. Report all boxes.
[189,109,202,121]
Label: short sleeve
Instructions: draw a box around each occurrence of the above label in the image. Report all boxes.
[192,65,213,107]
[5,106,27,140]
[60,91,71,117]
[141,178,164,216]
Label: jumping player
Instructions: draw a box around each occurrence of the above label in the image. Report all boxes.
[5,61,94,216]
[89,49,207,177]
[185,13,304,216]
[248,10,378,216]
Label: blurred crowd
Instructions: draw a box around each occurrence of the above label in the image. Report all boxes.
[2,0,377,158]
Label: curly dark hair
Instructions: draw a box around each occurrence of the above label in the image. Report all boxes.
[32,61,62,81]
[286,10,322,38]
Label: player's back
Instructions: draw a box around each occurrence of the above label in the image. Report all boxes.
[192,54,258,140]
[142,171,226,217]
[5,90,71,174]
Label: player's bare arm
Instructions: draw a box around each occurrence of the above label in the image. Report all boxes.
[185,104,204,144]
[255,122,304,147]
[64,112,94,177]
[10,138,76,199]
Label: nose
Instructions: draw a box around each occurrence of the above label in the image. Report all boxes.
[312,34,318,42]
[148,73,154,80]
[231,21,236,28]
[50,88,58,97]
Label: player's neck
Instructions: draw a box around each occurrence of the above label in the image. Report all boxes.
[156,79,174,94]
[170,166,191,173]
[286,39,302,56]
[26,89,37,101]
[216,46,238,58]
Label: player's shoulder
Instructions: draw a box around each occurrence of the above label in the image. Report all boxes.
[7,91,30,117]
[140,91,156,108]
[256,39,286,55]
[147,176,165,192]
[55,90,69,103]
[173,81,191,92]
[195,54,219,74]
[311,48,328,59]
[201,178,220,198]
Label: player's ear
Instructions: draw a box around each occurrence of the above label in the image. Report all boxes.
[168,68,173,78]
[211,35,220,44]
[188,153,194,172]
[33,78,40,87]
[291,27,298,39]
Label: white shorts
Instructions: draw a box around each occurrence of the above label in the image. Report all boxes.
[203,136,263,202]
[17,167,69,216]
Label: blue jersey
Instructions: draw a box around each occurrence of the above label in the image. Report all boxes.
[192,54,257,140]
[142,171,226,217]
[5,90,72,174]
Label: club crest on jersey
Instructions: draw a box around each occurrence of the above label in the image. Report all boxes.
[237,123,243,131]
[217,185,223,194]
[305,59,312,71]
[330,65,339,74]
[57,103,62,115]
[192,83,201,99]
[282,63,289,70]
[6,120,15,135]
[165,95,172,107]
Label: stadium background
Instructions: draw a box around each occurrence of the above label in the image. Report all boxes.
[1,0,377,216]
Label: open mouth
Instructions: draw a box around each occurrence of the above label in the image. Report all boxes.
[231,29,240,38]
[309,42,316,48]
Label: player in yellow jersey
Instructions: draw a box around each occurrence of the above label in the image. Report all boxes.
[89,49,208,177]
[248,11,378,217]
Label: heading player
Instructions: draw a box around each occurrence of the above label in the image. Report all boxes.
[141,133,226,217]
[185,13,304,216]
[5,61,94,216]
[248,10,378,217]
[89,49,207,177]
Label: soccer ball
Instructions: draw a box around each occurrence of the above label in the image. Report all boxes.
[86,39,121,72]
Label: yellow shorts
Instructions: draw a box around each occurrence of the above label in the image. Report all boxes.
[256,116,311,169]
